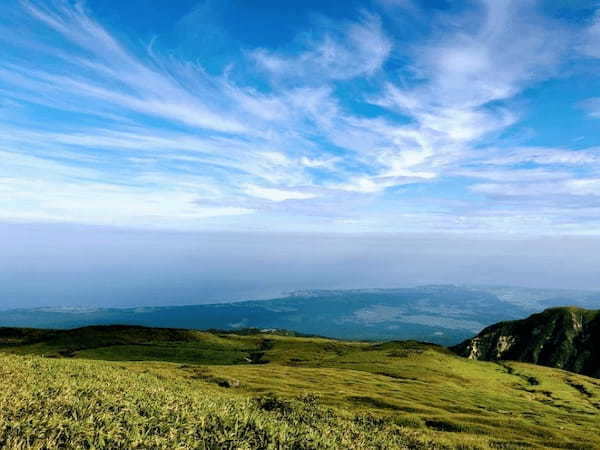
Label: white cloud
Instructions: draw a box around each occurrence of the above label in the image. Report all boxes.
[471,179,600,198]
[244,185,316,202]
[579,98,600,119]
[0,0,597,234]
[16,1,352,138]
[0,176,254,229]
[252,12,391,80]
[579,11,600,58]
[456,168,574,183]
[478,147,600,166]
[300,156,340,169]
[370,0,566,179]
[565,179,600,196]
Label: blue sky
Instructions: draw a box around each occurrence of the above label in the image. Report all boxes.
[1,0,600,234]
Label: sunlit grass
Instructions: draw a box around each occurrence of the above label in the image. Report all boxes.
[1,327,600,448]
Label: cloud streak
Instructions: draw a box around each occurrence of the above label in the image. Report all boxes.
[0,0,599,233]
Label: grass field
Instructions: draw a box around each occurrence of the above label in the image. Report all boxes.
[1,326,600,448]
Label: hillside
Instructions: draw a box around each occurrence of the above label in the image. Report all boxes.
[1,325,600,448]
[453,307,600,377]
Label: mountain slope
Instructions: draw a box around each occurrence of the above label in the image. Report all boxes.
[453,307,600,377]
[2,325,600,448]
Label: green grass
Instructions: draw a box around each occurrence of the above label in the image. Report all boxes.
[0,355,443,449]
[1,326,600,448]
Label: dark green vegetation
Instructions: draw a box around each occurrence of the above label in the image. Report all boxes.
[454,307,600,378]
[2,324,600,448]
[7,285,599,345]
[0,325,269,365]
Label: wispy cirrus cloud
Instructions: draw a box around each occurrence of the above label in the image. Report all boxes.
[579,98,600,119]
[0,0,599,233]
[251,12,391,81]
[579,10,600,59]
[373,0,564,154]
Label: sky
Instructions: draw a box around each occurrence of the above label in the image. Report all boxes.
[3,222,600,309]
[1,1,600,307]
[0,0,599,234]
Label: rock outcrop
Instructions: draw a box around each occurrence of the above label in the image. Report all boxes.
[452,307,600,378]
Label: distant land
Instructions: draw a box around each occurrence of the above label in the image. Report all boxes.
[4,285,600,345]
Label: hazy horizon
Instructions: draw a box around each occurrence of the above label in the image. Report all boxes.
[2,222,600,310]
[1,1,600,310]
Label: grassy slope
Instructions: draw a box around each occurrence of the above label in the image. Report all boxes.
[1,326,600,449]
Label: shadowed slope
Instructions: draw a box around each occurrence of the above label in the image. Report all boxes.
[453,307,600,377]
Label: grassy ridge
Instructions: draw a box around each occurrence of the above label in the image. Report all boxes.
[1,326,600,448]
[0,325,261,365]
